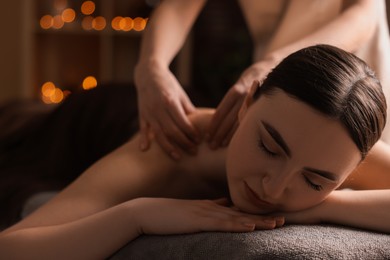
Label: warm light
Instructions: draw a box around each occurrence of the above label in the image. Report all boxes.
[41,82,65,104]
[111,16,123,31]
[40,15,54,29]
[81,1,95,15]
[82,16,94,30]
[92,16,106,31]
[50,88,64,103]
[133,17,147,31]
[42,95,52,104]
[62,8,76,23]
[82,76,98,90]
[52,15,65,29]
[41,82,56,97]
[119,17,133,31]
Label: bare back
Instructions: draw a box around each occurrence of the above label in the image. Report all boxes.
[4,108,228,234]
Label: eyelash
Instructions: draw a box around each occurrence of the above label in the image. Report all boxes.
[258,138,323,192]
[257,139,278,158]
[304,176,323,191]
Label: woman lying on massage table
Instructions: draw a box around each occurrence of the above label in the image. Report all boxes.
[0,44,389,259]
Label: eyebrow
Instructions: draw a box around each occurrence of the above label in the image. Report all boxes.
[262,120,291,157]
[261,120,339,182]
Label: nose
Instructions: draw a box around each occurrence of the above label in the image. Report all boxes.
[262,168,294,200]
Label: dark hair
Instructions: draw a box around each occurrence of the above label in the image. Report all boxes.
[254,44,387,159]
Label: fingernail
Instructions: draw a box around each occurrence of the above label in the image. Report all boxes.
[243,223,255,229]
[263,218,276,224]
[170,151,181,160]
[275,217,285,227]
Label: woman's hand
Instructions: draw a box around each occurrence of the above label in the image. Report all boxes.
[130,198,284,235]
[134,62,200,160]
[207,58,276,149]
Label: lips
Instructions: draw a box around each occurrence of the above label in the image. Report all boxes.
[244,182,276,211]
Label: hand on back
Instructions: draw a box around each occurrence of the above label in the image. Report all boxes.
[135,62,200,160]
[207,59,275,149]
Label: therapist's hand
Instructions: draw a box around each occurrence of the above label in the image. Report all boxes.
[207,59,274,149]
[134,61,200,160]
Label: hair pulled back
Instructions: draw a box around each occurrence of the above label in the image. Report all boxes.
[255,45,387,158]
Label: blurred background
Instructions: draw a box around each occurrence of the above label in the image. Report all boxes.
[0,0,253,107]
[0,0,389,105]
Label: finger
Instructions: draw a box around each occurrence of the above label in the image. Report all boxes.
[221,120,239,147]
[209,102,241,149]
[205,219,256,233]
[152,121,183,160]
[169,101,200,144]
[160,115,198,155]
[212,198,231,206]
[207,93,236,141]
[139,118,151,151]
[181,94,197,114]
[275,216,285,228]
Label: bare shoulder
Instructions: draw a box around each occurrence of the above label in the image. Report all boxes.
[341,140,390,190]
[188,108,215,134]
[5,108,226,233]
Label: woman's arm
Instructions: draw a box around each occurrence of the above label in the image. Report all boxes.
[0,134,175,259]
[285,189,390,233]
[0,110,281,259]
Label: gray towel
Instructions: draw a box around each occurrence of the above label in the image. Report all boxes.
[111,225,390,259]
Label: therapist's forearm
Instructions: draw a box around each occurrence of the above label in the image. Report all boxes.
[264,0,377,64]
[137,0,206,67]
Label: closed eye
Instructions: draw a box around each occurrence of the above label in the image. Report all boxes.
[258,139,278,158]
[303,175,323,191]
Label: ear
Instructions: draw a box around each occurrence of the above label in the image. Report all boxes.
[238,80,260,122]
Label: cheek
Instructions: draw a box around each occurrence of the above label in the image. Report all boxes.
[226,130,261,180]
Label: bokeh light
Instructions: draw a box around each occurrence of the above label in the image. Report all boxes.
[82,16,94,30]
[50,88,64,103]
[82,76,98,90]
[133,17,147,31]
[119,17,134,31]
[40,15,54,29]
[41,82,65,104]
[62,8,76,23]
[81,1,96,15]
[52,15,65,29]
[41,82,56,97]
[92,16,106,31]
[111,16,122,31]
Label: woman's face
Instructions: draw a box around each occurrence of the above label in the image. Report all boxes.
[226,89,361,214]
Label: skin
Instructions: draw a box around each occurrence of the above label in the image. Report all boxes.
[227,89,361,215]
[135,0,377,159]
[1,82,390,259]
